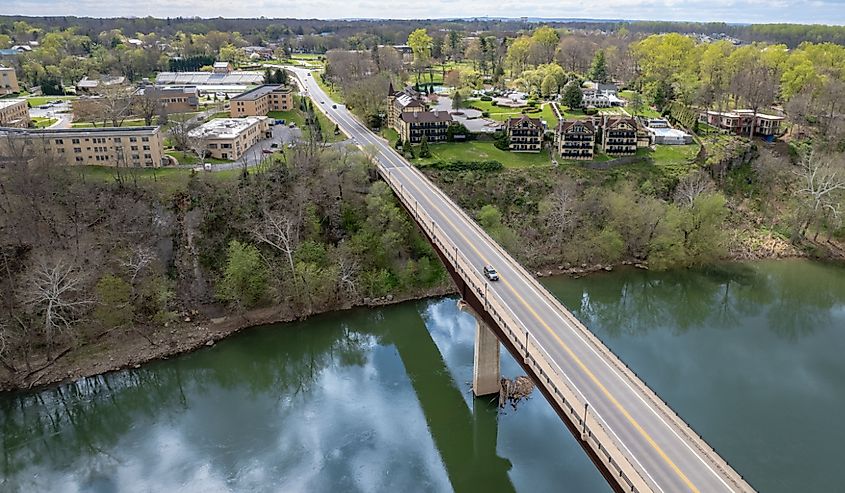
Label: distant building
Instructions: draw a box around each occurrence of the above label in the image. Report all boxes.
[0,126,165,167]
[600,116,638,155]
[135,85,199,113]
[213,61,234,74]
[387,83,452,144]
[0,99,30,128]
[188,117,270,161]
[76,75,126,93]
[0,66,20,95]
[643,118,693,145]
[556,119,596,160]
[230,84,292,117]
[700,110,784,137]
[504,115,544,153]
[155,71,264,88]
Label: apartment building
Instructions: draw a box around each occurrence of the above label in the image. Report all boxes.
[505,115,544,152]
[0,126,165,167]
[230,84,292,117]
[700,110,784,137]
[556,119,596,160]
[0,99,30,128]
[397,110,452,144]
[600,116,638,155]
[0,66,20,95]
[188,116,270,161]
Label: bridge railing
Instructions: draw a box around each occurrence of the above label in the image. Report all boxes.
[389,157,753,493]
[381,165,652,493]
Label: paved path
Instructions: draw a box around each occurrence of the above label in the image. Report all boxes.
[291,66,755,493]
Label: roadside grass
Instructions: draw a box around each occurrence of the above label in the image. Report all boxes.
[412,141,552,168]
[70,165,247,197]
[313,72,345,103]
[31,117,57,128]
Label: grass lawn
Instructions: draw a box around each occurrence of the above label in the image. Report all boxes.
[31,117,57,128]
[71,165,244,197]
[72,119,148,128]
[165,150,232,165]
[380,127,399,144]
[412,141,552,168]
[466,100,559,127]
[26,95,76,106]
[313,72,344,103]
[644,144,701,179]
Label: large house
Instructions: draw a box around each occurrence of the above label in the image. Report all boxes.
[387,83,452,144]
[0,126,165,167]
[556,119,596,160]
[505,115,544,152]
[187,116,270,161]
[700,110,784,137]
[600,116,638,155]
[230,84,292,117]
[0,66,20,95]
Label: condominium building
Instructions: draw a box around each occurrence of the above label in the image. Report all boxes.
[188,116,270,161]
[700,110,784,137]
[600,116,638,155]
[0,126,165,167]
[387,82,452,144]
[557,119,596,160]
[0,99,30,128]
[230,84,292,117]
[0,66,20,95]
[505,115,544,152]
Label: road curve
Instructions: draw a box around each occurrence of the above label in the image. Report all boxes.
[291,67,755,493]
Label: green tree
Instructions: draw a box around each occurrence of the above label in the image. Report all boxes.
[217,240,268,308]
[629,92,645,116]
[562,79,583,109]
[588,50,609,83]
[95,274,134,328]
[404,139,415,158]
[419,135,431,158]
[541,74,557,98]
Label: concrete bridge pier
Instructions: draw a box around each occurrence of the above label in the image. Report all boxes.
[459,300,500,397]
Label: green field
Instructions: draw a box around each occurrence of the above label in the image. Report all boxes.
[26,95,76,106]
[413,141,552,168]
[618,91,662,118]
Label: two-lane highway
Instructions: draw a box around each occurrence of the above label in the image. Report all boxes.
[291,66,754,493]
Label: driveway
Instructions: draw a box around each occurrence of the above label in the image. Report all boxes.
[433,95,501,134]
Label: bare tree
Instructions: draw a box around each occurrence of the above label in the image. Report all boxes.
[121,246,156,284]
[541,180,578,239]
[168,113,196,151]
[337,256,359,298]
[23,257,92,359]
[133,87,163,126]
[793,148,845,240]
[253,208,301,276]
[674,171,714,206]
[188,135,210,168]
[731,58,778,138]
[96,84,135,127]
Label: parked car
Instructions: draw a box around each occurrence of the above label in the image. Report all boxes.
[332,104,337,109]
[275,119,285,125]
[270,143,279,148]
[203,163,212,171]
[262,149,273,154]
[288,122,296,128]
[483,265,499,281]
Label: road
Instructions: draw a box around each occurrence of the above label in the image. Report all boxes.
[291,66,753,493]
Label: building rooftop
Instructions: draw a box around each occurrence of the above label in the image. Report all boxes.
[705,109,785,120]
[231,84,290,101]
[0,125,160,137]
[400,111,452,124]
[156,71,264,86]
[188,116,268,139]
[0,99,26,110]
[137,85,199,97]
[559,119,595,133]
[506,115,543,129]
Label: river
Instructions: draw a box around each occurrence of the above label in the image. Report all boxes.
[1,259,843,492]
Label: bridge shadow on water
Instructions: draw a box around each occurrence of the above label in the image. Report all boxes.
[385,305,516,493]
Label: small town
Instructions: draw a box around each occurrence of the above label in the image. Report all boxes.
[0,7,843,493]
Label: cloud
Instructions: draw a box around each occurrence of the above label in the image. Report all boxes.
[0,0,843,24]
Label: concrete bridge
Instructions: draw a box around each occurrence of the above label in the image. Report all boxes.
[291,67,756,493]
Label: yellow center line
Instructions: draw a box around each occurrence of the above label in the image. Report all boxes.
[392,165,700,493]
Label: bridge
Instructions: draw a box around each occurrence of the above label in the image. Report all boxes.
[290,67,755,493]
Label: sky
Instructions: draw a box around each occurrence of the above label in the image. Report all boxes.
[1,0,843,25]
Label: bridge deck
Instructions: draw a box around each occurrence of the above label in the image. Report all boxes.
[292,67,755,493]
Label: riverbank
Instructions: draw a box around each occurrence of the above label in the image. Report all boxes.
[0,284,456,393]
[6,237,842,394]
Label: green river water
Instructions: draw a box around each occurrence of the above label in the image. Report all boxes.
[1,259,844,492]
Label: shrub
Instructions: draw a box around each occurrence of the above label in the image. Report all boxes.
[418,160,504,172]
[584,108,599,116]
[481,111,490,117]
